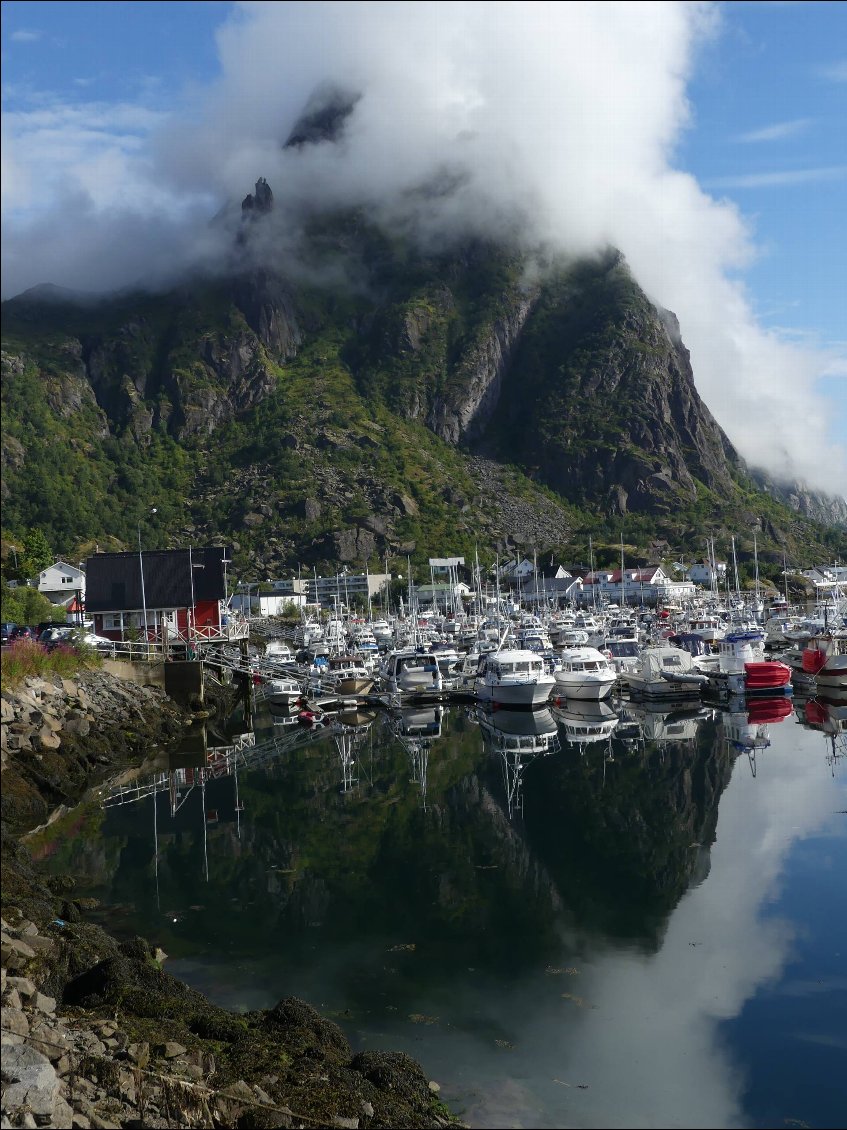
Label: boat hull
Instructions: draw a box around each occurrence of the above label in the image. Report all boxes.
[474,680,555,708]
[552,672,616,700]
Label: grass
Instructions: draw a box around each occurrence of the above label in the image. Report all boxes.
[1,638,102,688]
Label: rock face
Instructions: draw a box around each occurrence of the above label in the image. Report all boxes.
[0,669,458,1129]
[428,291,537,445]
[479,255,740,515]
[751,469,847,526]
[3,201,842,572]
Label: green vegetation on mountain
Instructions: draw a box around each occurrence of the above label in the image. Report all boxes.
[2,206,844,581]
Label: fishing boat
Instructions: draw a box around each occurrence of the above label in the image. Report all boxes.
[320,653,375,697]
[473,648,556,708]
[704,630,792,698]
[796,632,847,698]
[553,646,617,700]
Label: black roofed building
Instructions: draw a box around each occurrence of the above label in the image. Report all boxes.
[85,547,247,647]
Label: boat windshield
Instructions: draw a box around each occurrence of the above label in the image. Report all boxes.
[607,642,639,657]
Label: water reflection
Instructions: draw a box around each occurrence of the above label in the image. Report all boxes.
[474,707,560,819]
[389,704,445,807]
[40,691,847,1129]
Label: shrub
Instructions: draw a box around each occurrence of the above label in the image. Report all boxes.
[0,637,102,688]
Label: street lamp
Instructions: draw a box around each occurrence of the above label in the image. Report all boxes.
[188,547,205,650]
[138,508,157,654]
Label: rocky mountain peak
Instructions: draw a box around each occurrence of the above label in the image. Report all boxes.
[241,176,274,217]
[284,83,361,148]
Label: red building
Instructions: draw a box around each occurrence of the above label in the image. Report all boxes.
[84,546,245,647]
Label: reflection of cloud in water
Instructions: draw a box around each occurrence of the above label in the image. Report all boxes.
[460,722,843,1129]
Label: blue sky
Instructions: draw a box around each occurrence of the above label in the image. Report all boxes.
[1,1,845,488]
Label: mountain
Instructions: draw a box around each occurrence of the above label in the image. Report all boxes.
[2,185,845,579]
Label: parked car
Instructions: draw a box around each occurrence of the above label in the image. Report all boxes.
[10,625,36,641]
[39,626,75,650]
[80,632,116,653]
[1,622,17,645]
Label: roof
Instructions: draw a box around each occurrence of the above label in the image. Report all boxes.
[84,547,230,613]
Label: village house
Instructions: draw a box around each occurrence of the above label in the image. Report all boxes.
[581,566,695,606]
[32,560,86,608]
[686,561,728,585]
[84,547,247,646]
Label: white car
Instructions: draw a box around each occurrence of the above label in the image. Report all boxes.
[81,632,116,653]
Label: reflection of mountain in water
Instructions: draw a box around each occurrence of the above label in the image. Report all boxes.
[521,706,733,946]
[37,702,737,1009]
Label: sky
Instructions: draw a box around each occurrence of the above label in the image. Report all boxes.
[1,1,845,496]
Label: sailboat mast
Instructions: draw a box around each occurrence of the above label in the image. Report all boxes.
[620,534,626,610]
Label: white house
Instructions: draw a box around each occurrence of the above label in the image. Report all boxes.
[33,561,86,607]
[497,558,536,583]
[687,562,727,585]
[582,566,695,607]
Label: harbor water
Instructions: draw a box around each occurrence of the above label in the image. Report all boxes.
[33,690,847,1129]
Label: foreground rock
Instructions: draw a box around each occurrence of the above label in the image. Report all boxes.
[1,670,461,1128]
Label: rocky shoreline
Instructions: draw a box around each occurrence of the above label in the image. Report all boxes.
[1,668,461,1129]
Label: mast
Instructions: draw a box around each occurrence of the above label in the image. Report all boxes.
[620,534,626,611]
[731,536,741,604]
[753,529,761,610]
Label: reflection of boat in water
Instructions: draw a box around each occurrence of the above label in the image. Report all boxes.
[475,707,560,818]
[719,695,793,775]
[475,706,560,753]
[792,693,847,776]
[616,701,710,746]
[389,704,446,805]
[551,699,620,747]
[330,710,377,793]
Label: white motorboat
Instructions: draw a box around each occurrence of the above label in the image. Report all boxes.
[255,676,303,710]
[553,646,617,700]
[623,645,709,699]
[264,639,294,664]
[473,648,556,708]
[380,649,444,696]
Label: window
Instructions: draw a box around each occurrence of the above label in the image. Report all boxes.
[62,576,73,584]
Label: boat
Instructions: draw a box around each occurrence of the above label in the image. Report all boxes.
[704,630,792,698]
[473,648,556,708]
[380,648,444,696]
[264,639,294,664]
[622,644,710,699]
[320,653,375,697]
[797,633,847,698]
[596,635,642,676]
[552,646,617,700]
[255,676,304,710]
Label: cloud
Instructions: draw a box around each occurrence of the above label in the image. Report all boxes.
[818,59,847,82]
[734,117,811,142]
[10,29,42,44]
[1,0,845,494]
[707,165,847,188]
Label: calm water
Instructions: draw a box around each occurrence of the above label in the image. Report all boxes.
[35,691,847,1129]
